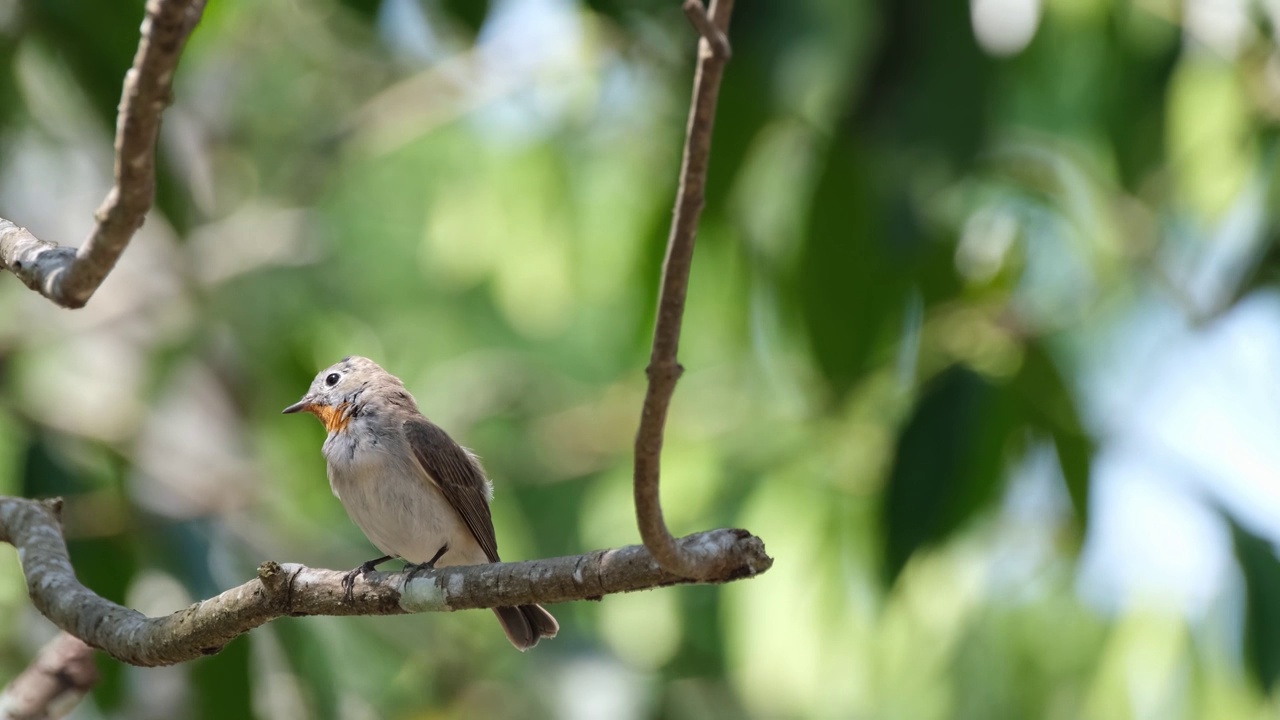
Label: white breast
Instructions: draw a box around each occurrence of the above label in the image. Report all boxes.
[322,427,487,567]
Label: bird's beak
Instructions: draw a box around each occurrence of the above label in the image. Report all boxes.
[282,396,314,415]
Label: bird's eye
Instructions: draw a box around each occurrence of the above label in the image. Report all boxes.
[325,373,341,387]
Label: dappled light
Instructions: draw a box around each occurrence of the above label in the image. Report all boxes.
[2,0,1280,717]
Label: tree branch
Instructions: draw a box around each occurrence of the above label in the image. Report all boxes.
[634,0,736,580]
[0,0,207,309]
[0,496,771,667]
[681,0,731,59]
[0,633,98,720]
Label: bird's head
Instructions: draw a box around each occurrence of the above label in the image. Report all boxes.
[282,356,403,432]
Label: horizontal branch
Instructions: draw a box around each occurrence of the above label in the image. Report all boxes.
[0,0,206,308]
[0,497,771,667]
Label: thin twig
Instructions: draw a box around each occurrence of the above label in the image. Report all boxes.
[0,496,771,667]
[633,0,736,580]
[0,633,98,720]
[682,0,731,59]
[0,0,207,309]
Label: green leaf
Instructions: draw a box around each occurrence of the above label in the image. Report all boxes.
[701,9,785,221]
[796,135,909,401]
[440,0,490,35]
[0,26,20,148]
[1049,430,1091,529]
[1013,343,1093,527]
[854,0,992,169]
[881,365,1023,584]
[20,432,82,497]
[71,531,137,712]
[1230,516,1280,691]
[339,0,384,22]
[24,0,147,130]
[581,0,673,25]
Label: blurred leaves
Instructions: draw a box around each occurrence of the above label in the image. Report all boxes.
[1231,517,1280,692]
[440,0,490,35]
[0,19,19,153]
[796,132,907,401]
[882,365,1022,584]
[883,341,1093,583]
[273,620,341,720]
[857,0,992,167]
[192,637,253,720]
[339,0,384,23]
[1013,342,1091,525]
[20,0,146,130]
[1,0,1280,717]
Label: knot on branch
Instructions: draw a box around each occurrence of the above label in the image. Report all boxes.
[690,528,772,579]
[665,528,772,582]
[40,498,64,525]
[256,561,288,597]
[644,361,684,385]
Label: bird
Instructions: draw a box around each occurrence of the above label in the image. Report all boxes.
[282,355,558,650]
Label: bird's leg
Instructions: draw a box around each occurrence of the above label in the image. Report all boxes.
[404,544,449,584]
[342,554,393,602]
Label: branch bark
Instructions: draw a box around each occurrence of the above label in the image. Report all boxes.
[0,496,771,667]
[634,0,736,580]
[0,0,207,309]
[0,633,98,720]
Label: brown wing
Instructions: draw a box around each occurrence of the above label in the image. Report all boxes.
[403,417,500,563]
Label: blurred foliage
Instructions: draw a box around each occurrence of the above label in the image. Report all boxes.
[1,0,1280,718]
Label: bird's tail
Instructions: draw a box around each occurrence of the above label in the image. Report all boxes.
[492,604,559,651]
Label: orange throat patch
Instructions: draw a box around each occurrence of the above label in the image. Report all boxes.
[309,403,352,433]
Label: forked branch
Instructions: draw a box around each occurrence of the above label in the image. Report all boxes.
[682,0,731,58]
[0,0,206,309]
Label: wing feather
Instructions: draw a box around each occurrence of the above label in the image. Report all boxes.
[402,418,500,563]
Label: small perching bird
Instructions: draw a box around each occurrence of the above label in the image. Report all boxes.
[283,356,559,650]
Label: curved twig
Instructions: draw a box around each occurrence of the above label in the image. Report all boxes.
[0,633,98,720]
[0,496,771,667]
[0,0,207,309]
[633,0,736,580]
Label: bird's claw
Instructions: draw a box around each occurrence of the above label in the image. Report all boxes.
[341,569,361,603]
[404,544,449,585]
[342,555,393,603]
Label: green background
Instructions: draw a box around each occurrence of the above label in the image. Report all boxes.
[2,0,1280,717]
